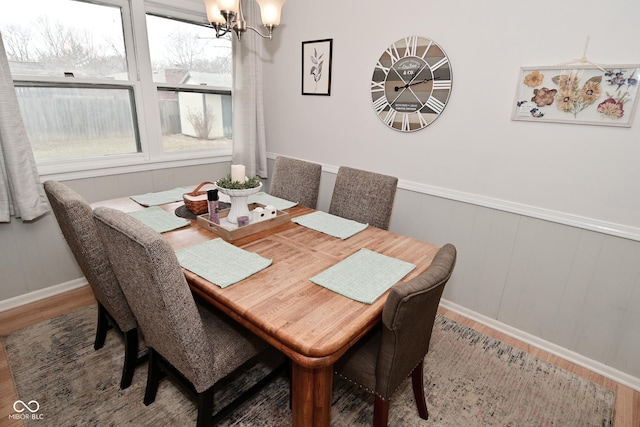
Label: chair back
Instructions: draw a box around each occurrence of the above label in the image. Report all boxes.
[93,206,215,391]
[376,243,457,398]
[329,166,398,230]
[269,156,322,209]
[43,180,137,333]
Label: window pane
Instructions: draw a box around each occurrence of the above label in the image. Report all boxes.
[146,15,232,151]
[0,0,127,79]
[15,86,139,161]
[159,89,232,151]
[146,15,232,83]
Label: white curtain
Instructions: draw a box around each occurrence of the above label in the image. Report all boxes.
[231,0,268,178]
[0,33,49,222]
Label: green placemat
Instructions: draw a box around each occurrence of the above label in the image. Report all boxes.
[248,192,298,210]
[127,206,190,233]
[130,187,188,206]
[310,248,415,304]
[292,211,368,239]
[176,238,272,288]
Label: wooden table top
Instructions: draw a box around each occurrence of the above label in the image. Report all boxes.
[93,197,440,368]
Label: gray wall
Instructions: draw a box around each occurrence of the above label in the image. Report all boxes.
[262,0,640,230]
[0,162,230,302]
[259,0,640,385]
[391,188,640,382]
[1,0,639,389]
[296,163,640,384]
[1,155,638,386]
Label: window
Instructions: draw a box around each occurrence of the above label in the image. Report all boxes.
[145,15,232,152]
[0,0,232,174]
[16,85,140,162]
[2,0,127,80]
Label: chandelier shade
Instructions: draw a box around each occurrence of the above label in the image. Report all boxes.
[203,1,226,25]
[256,0,285,26]
[217,0,240,12]
[202,0,286,40]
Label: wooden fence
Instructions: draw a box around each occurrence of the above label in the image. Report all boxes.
[15,87,181,141]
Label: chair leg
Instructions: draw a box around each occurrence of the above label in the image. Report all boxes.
[411,360,429,420]
[94,303,109,350]
[373,396,390,427]
[120,328,139,389]
[196,387,214,427]
[287,359,292,409]
[144,349,161,406]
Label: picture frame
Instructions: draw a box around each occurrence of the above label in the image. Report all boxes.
[511,64,640,127]
[302,39,333,96]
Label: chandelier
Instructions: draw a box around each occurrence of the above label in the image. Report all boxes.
[202,0,286,40]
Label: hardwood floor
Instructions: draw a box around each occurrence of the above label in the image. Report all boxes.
[1,286,638,426]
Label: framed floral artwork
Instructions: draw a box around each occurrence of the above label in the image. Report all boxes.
[512,64,639,127]
[302,39,332,96]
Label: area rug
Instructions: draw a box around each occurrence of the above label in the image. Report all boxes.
[3,305,615,426]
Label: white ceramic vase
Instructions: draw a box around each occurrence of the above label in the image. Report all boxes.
[216,182,262,224]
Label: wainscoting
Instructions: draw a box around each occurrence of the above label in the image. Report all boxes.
[0,157,638,391]
[297,161,640,389]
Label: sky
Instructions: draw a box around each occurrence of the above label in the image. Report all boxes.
[0,0,124,56]
[0,0,123,39]
[0,0,230,64]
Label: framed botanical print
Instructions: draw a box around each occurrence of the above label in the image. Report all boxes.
[302,39,333,96]
[512,64,640,127]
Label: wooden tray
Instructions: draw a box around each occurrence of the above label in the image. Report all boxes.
[197,203,290,241]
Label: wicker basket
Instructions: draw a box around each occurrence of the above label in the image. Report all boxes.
[183,182,215,215]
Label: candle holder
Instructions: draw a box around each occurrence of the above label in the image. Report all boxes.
[215,182,263,224]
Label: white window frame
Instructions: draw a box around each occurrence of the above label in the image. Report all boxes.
[7,0,232,181]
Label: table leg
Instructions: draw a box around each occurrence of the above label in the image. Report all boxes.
[291,362,333,427]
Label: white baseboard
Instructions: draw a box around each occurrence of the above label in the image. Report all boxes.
[440,298,640,392]
[0,278,88,313]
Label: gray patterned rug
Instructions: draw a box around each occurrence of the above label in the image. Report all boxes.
[3,305,615,426]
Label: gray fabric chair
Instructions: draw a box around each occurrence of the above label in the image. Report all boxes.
[334,244,457,427]
[93,206,280,427]
[328,166,398,230]
[269,156,322,209]
[43,180,143,389]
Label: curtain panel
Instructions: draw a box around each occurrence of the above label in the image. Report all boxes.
[231,1,268,178]
[0,33,49,222]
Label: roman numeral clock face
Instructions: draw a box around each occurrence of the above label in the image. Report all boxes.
[371,36,452,132]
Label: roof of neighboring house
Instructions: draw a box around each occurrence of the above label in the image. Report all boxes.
[7,61,232,89]
[182,71,231,88]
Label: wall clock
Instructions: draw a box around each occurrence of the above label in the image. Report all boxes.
[371,36,452,132]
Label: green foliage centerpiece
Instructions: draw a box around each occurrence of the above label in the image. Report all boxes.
[215,175,262,190]
[215,174,263,225]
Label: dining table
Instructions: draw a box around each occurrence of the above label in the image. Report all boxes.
[92,192,440,427]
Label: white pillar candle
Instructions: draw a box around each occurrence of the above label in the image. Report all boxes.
[231,164,245,182]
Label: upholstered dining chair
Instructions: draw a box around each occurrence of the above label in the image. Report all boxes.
[334,243,457,427]
[269,156,322,208]
[43,180,143,389]
[328,166,398,230]
[93,206,281,427]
